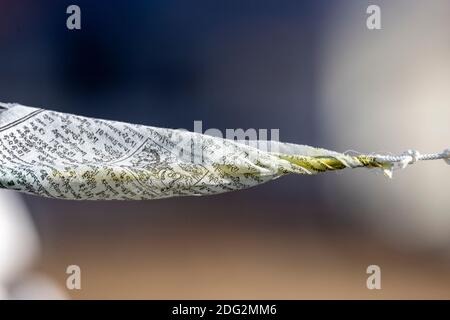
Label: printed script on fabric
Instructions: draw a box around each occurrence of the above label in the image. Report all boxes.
[0,104,285,200]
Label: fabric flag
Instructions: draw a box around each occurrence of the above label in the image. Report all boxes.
[0,102,448,200]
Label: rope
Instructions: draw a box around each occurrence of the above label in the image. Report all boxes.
[374,149,450,167]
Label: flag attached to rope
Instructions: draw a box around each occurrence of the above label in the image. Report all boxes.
[0,102,448,200]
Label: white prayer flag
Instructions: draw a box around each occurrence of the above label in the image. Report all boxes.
[0,103,448,200]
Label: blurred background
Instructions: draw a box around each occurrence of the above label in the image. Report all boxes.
[0,0,449,299]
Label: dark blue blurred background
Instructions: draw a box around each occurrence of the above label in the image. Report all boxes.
[0,0,330,224]
[1,0,320,136]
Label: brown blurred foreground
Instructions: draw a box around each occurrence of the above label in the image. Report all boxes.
[28,196,450,299]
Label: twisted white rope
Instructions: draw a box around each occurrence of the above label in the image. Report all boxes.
[374,149,450,168]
